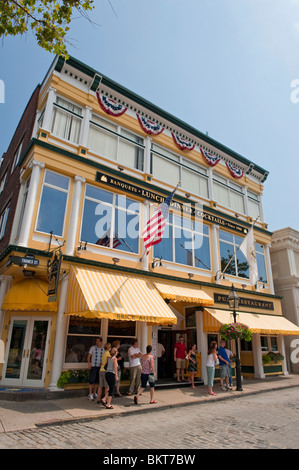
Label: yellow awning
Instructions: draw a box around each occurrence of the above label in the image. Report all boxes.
[203,308,299,336]
[65,266,177,325]
[1,279,57,311]
[153,280,214,305]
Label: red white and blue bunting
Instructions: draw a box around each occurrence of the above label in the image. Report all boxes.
[137,114,164,135]
[171,133,195,151]
[200,148,221,167]
[225,161,244,179]
[96,92,127,117]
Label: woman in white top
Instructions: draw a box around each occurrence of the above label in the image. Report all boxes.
[206,344,218,396]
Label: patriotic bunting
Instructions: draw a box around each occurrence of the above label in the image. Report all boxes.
[137,114,164,135]
[200,148,221,167]
[171,133,195,151]
[96,92,127,116]
[226,161,244,179]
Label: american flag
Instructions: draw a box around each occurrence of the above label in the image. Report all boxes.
[96,229,121,249]
[142,187,177,254]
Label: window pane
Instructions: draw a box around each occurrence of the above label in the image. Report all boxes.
[174,227,193,265]
[181,168,208,199]
[52,107,81,144]
[88,125,117,159]
[65,336,95,363]
[108,320,136,337]
[154,224,173,261]
[213,181,230,207]
[118,138,144,170]
[86,185,113,204]
[261,336,268,351]
[230,190,245,213]
[220,241,236,275]
[219,230,234,243]
[44,171,69,190]
[256,252,267,283]
[68,317,101,335]
[36,186,67,236]
[194,233,211,270]
[152,154,180,186]
[81,199,112,244]
[270,337,278,352]
[114,209,139,253]
[236,249,249,278]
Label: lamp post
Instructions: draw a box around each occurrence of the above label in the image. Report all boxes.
[227,284,243,391]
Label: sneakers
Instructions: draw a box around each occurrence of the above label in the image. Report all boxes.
[88,394,94,401]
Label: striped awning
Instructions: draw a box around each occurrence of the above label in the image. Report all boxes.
[203,308,299,336]
[1,279,57,312]
[65,267,177,325]
[153,280,214,305]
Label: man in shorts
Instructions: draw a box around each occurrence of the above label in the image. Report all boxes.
[87,337,104,400]
[218,339,232,391]
[174,335,187,382]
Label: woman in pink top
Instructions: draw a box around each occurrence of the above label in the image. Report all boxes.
[134,345,156,404]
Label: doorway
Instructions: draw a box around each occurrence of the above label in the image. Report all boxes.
[1,316,52,388]
[157,329,193,380]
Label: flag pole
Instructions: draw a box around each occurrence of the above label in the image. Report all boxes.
[219,216,259,279]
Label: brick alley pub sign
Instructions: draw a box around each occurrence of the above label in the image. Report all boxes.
[214,293,274,311]
[96,172,248,235]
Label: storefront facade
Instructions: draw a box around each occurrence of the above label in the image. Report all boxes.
[0,55,299,391]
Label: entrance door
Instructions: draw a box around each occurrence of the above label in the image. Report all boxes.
[158,330,193,380]
[1,316,51,387]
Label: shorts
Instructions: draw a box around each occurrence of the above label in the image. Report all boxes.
[220,364,230,379]
[89,366,100,385]
[176,358,186,369]
[141,373,155,388]
[99,370,108,388]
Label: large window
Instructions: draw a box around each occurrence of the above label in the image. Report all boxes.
[81,185,140,254]
[36,170,69,236]
[151,145,209,198]
[88,115,144,171]
[213,175,245,213]
[154,212,211,270]
[65,317,102,364]
[51,97,83,144]
[255,242,268,283]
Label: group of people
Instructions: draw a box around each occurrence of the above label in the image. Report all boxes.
[87,337,156,409]
[206,339,234,396]
[87,336,234,407]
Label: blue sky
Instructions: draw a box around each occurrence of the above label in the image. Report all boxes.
[1,0,299,232]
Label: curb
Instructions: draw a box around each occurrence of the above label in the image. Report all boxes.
[35,381,299,429]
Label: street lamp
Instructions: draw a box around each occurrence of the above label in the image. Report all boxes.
[227,284,243,391]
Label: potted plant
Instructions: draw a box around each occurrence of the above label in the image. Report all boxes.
[220,322,252,342]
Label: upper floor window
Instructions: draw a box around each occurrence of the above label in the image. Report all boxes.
[80,184,140,254]
[213,175,245,214]
[0,204,10,240]
[51,97,83,144]
[151,144,209,199]
[88,115,144,171]
[154,212,211,270]
[255,242,267,284]
[0,171,7,194]
[11,139,23,173]
[36,170,69,237]
[247,190,261,219]
[219,229,249,279]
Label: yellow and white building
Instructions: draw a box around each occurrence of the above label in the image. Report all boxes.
[0,55,298,391]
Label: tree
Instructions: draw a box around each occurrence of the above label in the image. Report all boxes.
[0,0,95,58]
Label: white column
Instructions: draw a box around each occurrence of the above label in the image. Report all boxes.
[49,274,69,390]
[252,333,265,378]
[9,178,26,244]
[278,335,288,375]
[137,321,148,354]
[196,310,208,383]
[142,200,150,270]
[212,224,220,283]
[265,244,275,294]
[65,175,86,256]
[144,137,152,175]
[243,186,249,216]
[42,87,56,132]
[207,167,214,201]
[79,106,92,148]
[17,160,45,247]
[0,275,13,333]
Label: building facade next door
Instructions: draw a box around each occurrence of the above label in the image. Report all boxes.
[1,316,52,388]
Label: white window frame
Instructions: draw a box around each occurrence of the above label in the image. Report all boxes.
[51,96,83,144]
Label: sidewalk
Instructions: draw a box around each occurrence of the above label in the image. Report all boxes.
[0,374,298,433]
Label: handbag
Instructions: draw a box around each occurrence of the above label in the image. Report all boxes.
[148,374,155,383]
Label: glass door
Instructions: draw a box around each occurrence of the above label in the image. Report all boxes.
[1,316,52,387]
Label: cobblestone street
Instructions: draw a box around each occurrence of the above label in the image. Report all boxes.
[0,388,298,450]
